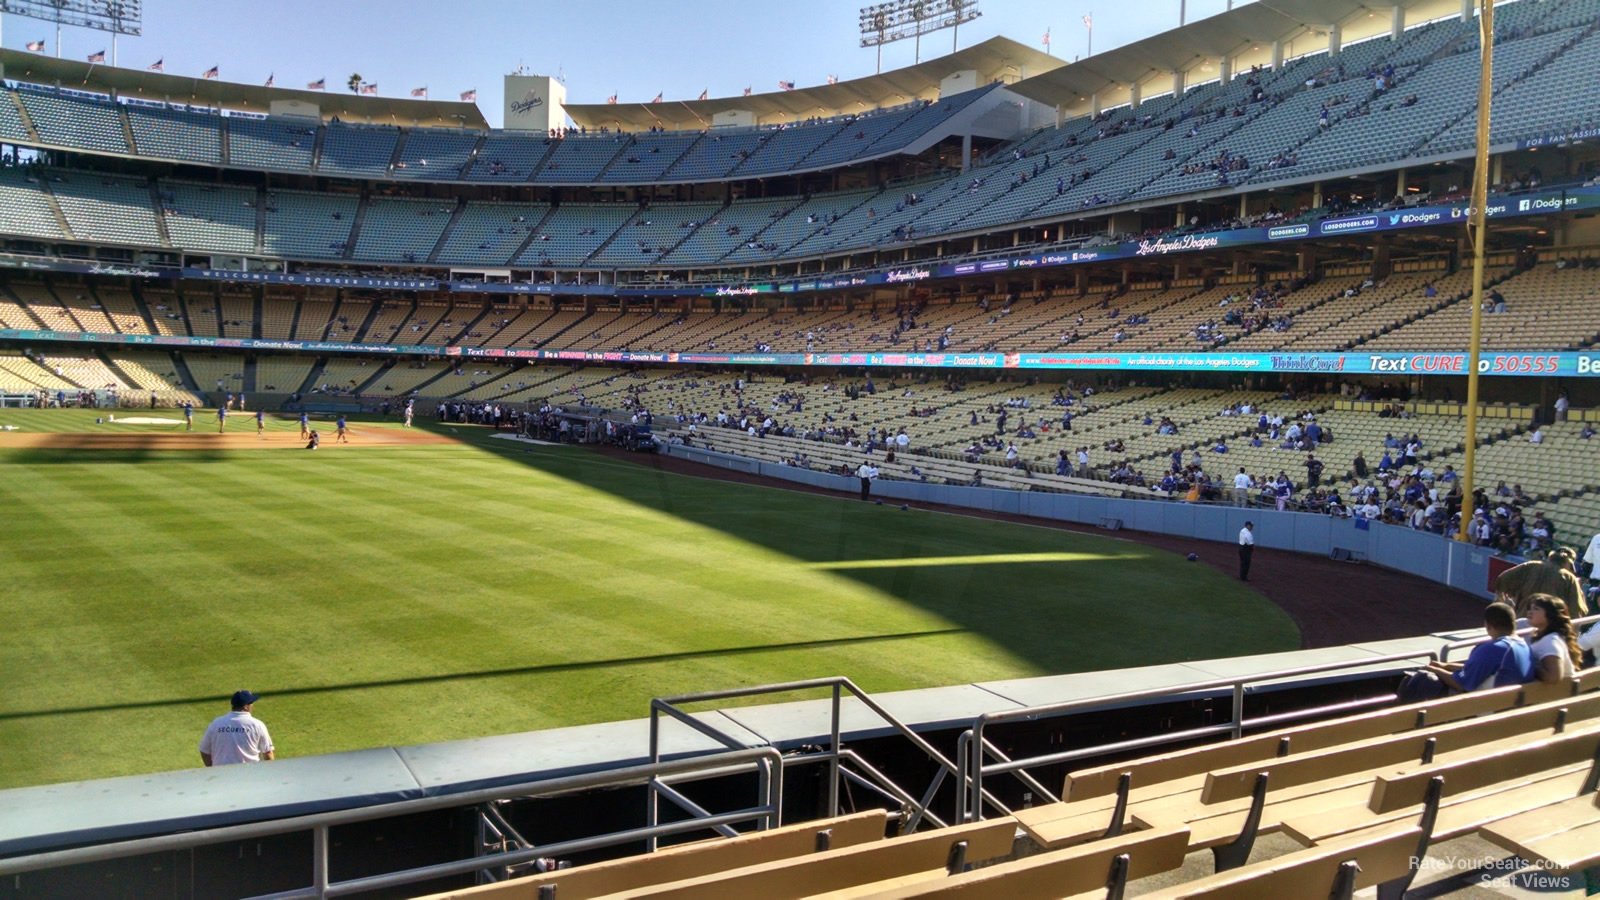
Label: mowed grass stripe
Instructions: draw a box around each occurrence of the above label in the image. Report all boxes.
[0,428,1298,789]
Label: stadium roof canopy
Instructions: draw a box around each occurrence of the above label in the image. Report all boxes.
[564,36,1061,132]
[0,47,490,129]
[1007,0,1466,110]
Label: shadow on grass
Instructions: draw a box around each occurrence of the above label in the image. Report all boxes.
[0,629,963,720]
[430,429,1300,675]
[0,448,235,465]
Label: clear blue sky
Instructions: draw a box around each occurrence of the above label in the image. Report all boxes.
[3,0,1246,126]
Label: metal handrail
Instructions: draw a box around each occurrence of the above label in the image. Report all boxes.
[0,747,784,899]
[648,676,989,845]
[1439,612,1600,661]
[957,647,1442,821]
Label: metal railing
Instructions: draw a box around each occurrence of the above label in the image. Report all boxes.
[956,647,1445,822]
[1439,611,1600,662]
[648,676,1001,846]
[0,747,784,899]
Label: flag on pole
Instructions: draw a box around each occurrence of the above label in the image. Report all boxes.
[203,66,220,79]
[308,78,326,90]
[360,83,378,94]
[697,89,708,101]
[778,80,795,91]
[87,50,106,63]
[264,73,275,87]
[148,57,164,71]
[651,92,663,103]
[411,87,428,98]
[743,86,752,97]
[1083,13,1093,29]
[26,40,46,52]
[606,93,618,104]
[1042,29,1051,48]
[827,74,839,85]
[459,89,476,102]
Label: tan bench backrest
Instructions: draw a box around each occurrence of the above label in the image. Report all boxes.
[1066,683,1526,801]
[601,817,1020,900]
[416,810,887,900]
[1202,692,1600,803]
[846,826,1190,899]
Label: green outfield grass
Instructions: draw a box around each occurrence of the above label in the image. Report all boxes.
[0,408,1299,790]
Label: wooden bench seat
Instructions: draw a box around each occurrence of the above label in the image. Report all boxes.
[1133,721,1582,832]
[597,817,1020,900]
[1015,683,1543,849]
[1483,793,1600,873]
[814,826,1190,900]
[1202,692,1600,803]
[1284,760,1594,845]
[1063,682,1530,804]
[1136,825,1427,900]
[1371,725,1600,813]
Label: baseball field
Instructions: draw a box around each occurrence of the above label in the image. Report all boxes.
[0,409,1299,790]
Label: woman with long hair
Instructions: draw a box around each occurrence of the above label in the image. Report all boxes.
[1527,594,1581,683]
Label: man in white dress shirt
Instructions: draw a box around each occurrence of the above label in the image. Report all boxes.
[1238,522,1256,581]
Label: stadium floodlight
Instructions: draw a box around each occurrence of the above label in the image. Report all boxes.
[859,0,981,72]
[2,0,141,65]
[0,0,142,36]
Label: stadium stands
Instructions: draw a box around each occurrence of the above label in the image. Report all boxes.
[351,196,457,263]
[261,189,359,259]
[48,171,162,247]
[158,181,259,256]
[0,166,69,242]
[16,88,127,154]
[225,114,317,171]
[316,123,401,178]
[391,129,481,180]
[125,104,223,164]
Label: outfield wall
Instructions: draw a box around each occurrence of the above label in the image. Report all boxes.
[661,444,1498,599]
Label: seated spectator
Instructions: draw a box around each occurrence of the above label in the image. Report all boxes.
[1528,425,1545,444]
[1526,594,1580,683]
[1397,602,1531,700]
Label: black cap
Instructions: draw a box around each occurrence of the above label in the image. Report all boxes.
[231,690,261,709]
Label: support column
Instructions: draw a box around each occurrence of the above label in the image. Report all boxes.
[1239,193,1250,219]
[1396,167,1409,199]
[1271,41,1284,70]
[961,132,972,173]
[1312,182,1324,208]
[1490,154,1504,186]
[1297,245,1317,273]
[1172,69,1186,98]
[1392,7,1406,40]
[1329,23,1343,56]
[1373,237,1393,278]
[1129,82,1142,109]
[1219,57,1233,84]
[1090,93,1102,115]
[1461,0,1473,23]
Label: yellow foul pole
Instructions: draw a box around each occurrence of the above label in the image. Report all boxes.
[1457,0,1495,544]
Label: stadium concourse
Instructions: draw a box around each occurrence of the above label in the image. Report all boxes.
[8,0,1600,895]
